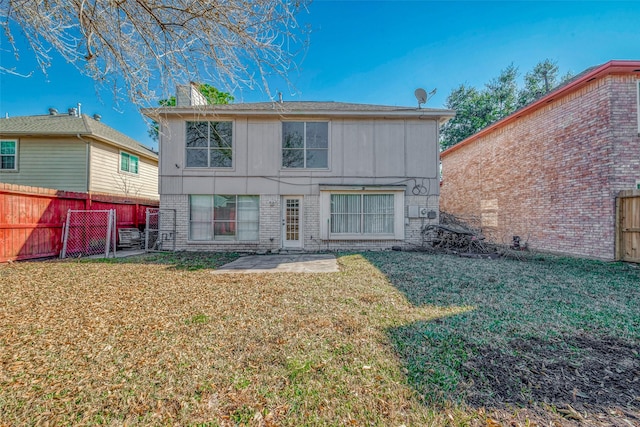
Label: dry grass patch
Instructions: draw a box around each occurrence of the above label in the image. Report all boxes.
[0,254,468,426]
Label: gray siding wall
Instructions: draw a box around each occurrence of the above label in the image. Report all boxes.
[0,137,88,192]
[159,115,440,251]
[160,117,439,196]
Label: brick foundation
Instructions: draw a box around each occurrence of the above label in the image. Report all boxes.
[160,193,437,252]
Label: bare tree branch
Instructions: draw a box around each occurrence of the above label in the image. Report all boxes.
[0,0,309,106]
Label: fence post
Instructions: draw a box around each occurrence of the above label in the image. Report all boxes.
[105,209,112,258]
[60,209,71,259]
[112,209,117,257]
[145,208,150,252]
[615,195,621,261]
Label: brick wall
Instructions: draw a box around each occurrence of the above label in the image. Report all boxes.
[160,193,439,252]
[440,74,640,260]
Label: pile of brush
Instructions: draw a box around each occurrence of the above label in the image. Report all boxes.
[421,212,499,257]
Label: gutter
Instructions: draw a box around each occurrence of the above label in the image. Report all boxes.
[76,134,92,193]
[141,107,455,121]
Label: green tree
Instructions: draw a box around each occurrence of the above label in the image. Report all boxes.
[440,65,519,151]
[440,59,572,150]
[198,84,235,105]
[439,85,484,151]
[485,63,519,120]
[517,59,573,107]
[148,84,234,141]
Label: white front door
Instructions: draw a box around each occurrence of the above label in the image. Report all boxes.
[282,196,303,248]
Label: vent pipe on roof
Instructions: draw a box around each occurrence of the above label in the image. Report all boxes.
[49,108,58,115]
[68,108,77,116]
[93,114,102,121]
[278,92,283,103]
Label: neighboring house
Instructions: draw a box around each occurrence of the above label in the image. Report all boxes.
[144,91,454,252]
[440,60,640,261]
[0,110,158,199]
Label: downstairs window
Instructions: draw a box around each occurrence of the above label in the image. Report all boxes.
[320,187,405,240]
[189,195,259,241]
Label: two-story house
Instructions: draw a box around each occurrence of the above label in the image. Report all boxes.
[0,109,158,199]
[145,89,453,252]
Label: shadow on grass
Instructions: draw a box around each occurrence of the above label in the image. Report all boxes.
[388,321,640,423]
[73,251,240,271]
[361,251,640,425]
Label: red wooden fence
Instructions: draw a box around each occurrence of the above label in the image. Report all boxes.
[0,183,159,262]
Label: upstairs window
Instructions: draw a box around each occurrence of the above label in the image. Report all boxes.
[186,121,233,168]
[1,140,17,171]
[282,122,328,168]
[120,152,139,174]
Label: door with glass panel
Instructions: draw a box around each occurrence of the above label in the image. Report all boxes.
[282,196,303,248]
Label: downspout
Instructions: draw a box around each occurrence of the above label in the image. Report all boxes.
[77,134,92,204]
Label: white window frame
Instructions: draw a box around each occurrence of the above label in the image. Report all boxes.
[119,151,139,175]
[281,121,330,169]
[319,187,405,240]
[185,121,234,169]
[0,139,18,172]
[188,194,260,242]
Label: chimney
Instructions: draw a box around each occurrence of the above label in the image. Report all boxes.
[48,108,58,115]
[175,83,207,107]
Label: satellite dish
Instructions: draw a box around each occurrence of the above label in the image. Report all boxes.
[414,87,437,108]
[414,88,427,107]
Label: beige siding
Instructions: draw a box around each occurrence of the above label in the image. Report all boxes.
[0,136,88,192]
[89,140,158,199]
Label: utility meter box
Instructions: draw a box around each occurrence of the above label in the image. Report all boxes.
[409,206,434,218]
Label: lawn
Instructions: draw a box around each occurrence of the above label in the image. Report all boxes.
[0,252,638,426]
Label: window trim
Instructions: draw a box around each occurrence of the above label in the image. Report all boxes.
[281,121,330,170]
[0,139,18,172]
[119,151,139,175]
[319,187,405,240]
[185,120,234,169]
[188,194,260,242]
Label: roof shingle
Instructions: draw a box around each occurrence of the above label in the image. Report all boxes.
[0,114,157,159]
[143,100,455,120]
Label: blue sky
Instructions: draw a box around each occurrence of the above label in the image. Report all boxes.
[1,1,639,150]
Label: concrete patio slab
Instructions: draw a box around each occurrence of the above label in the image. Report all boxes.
[213,254,339,273]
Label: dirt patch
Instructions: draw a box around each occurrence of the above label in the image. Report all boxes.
[461,334,640,425]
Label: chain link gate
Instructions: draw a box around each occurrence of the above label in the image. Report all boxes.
[145,208,176,252]
[60,209,116,259]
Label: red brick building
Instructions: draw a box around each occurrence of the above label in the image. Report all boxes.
[440,60,640,260]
